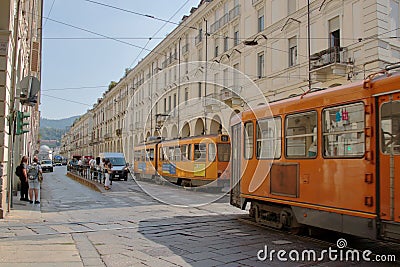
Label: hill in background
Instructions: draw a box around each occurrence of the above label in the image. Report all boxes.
[40,116,80,130]
[40,115,80,147]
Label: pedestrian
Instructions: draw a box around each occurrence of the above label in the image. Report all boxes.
[18,156,29,201]
[104,159,112,190]
[28,156,42,204]
[95,157,101,182]
[100,158,106,184]
[89,158,95,180]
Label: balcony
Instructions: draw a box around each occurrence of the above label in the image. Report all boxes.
[310,47,350,81]
[229,5,240,20]
[155,113,169,130]
[203,93,221,112]
[220,88,242,108]
[104,133,112,140]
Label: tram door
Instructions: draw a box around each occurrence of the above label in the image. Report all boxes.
[230,124,242,208]
[378,93,400,224]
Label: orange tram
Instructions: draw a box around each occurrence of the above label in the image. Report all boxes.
[134,134,230,188]
[230,70,400,242]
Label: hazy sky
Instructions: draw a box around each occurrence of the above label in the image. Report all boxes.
[41,0,199,119]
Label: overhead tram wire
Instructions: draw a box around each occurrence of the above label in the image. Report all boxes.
[39,8,400,63]
[42,85,108,92]
[128,0,192,69]
[41,94,93,107]
[43,0,56,28]
[42,16,168,58]
[82,0,197,31]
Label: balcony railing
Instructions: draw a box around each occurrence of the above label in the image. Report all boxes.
[229,5,240,21]
[252,0,262,5]
[310,47,348,70]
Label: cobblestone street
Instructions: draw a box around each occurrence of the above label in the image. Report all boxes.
[0,167,396,266]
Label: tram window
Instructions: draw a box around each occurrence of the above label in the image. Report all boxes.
[187,144,192,160]
[208,143,216,162]
[180,145,188,161]
[169,147,175,162]
[285,111,317,158]
[141,150,145,161]
[194,143,206,161]
[380,101,400,155]
[174,147,181,161]
[256,117,281,159]
[244,122,254,159]
[146,149,154,161]
[323,102,364,158]
[159,147,164,161]
[218,143,231,162]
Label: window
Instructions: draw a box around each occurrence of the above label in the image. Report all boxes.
[244,122,254,159]
[185,88,189,105]
[381,100,400,154]
[288,0,296,15]
[173,94,176,108]
[198,82,202,98]
[159,147,164,160]
[167,147,174,161]
[258,8,264,33]
[181,144,192,161]
[194,143,206,161]
[234,26,239,46]
[168,96,171,112]
[257,52,265,78]
[323,103,365,157]
[218,143,231,162]
[233,63,239,90]
[215,45,219,57]
[174,147,181,161]
[146,149,154,161]
[289,36,297,67]
[163,98,167,113]
[390,0,399,36]
[285,111,317,158]
[224,35,229,52]
[208,143,216,161]
[257,117,282,159]
[329,16,340,48]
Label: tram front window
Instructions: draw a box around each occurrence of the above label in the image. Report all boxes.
[218,144,231,162]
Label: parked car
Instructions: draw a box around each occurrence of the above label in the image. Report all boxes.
[99,152,129,181]
[40,160,54,172]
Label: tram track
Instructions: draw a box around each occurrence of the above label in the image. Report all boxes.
[238,215,400,264]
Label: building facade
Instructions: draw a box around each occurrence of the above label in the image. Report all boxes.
[0,0,42,216]
[64,0,400,165]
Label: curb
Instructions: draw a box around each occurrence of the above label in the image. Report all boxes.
[66,172,106,193]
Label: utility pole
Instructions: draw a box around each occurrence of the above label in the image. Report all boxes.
[204,19,208,135]
[307,0,312,91]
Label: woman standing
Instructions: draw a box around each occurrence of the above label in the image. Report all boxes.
[104,159,112,190]
[19,156,29,201]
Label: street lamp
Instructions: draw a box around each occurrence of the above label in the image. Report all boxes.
[243,34,267,46]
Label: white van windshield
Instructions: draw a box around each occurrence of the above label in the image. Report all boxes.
[107,157,126,166]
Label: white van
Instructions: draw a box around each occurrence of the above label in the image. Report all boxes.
[98,152,129,181]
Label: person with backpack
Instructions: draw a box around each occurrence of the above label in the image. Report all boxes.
[28,156,42,204]
[16,156,29,201]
